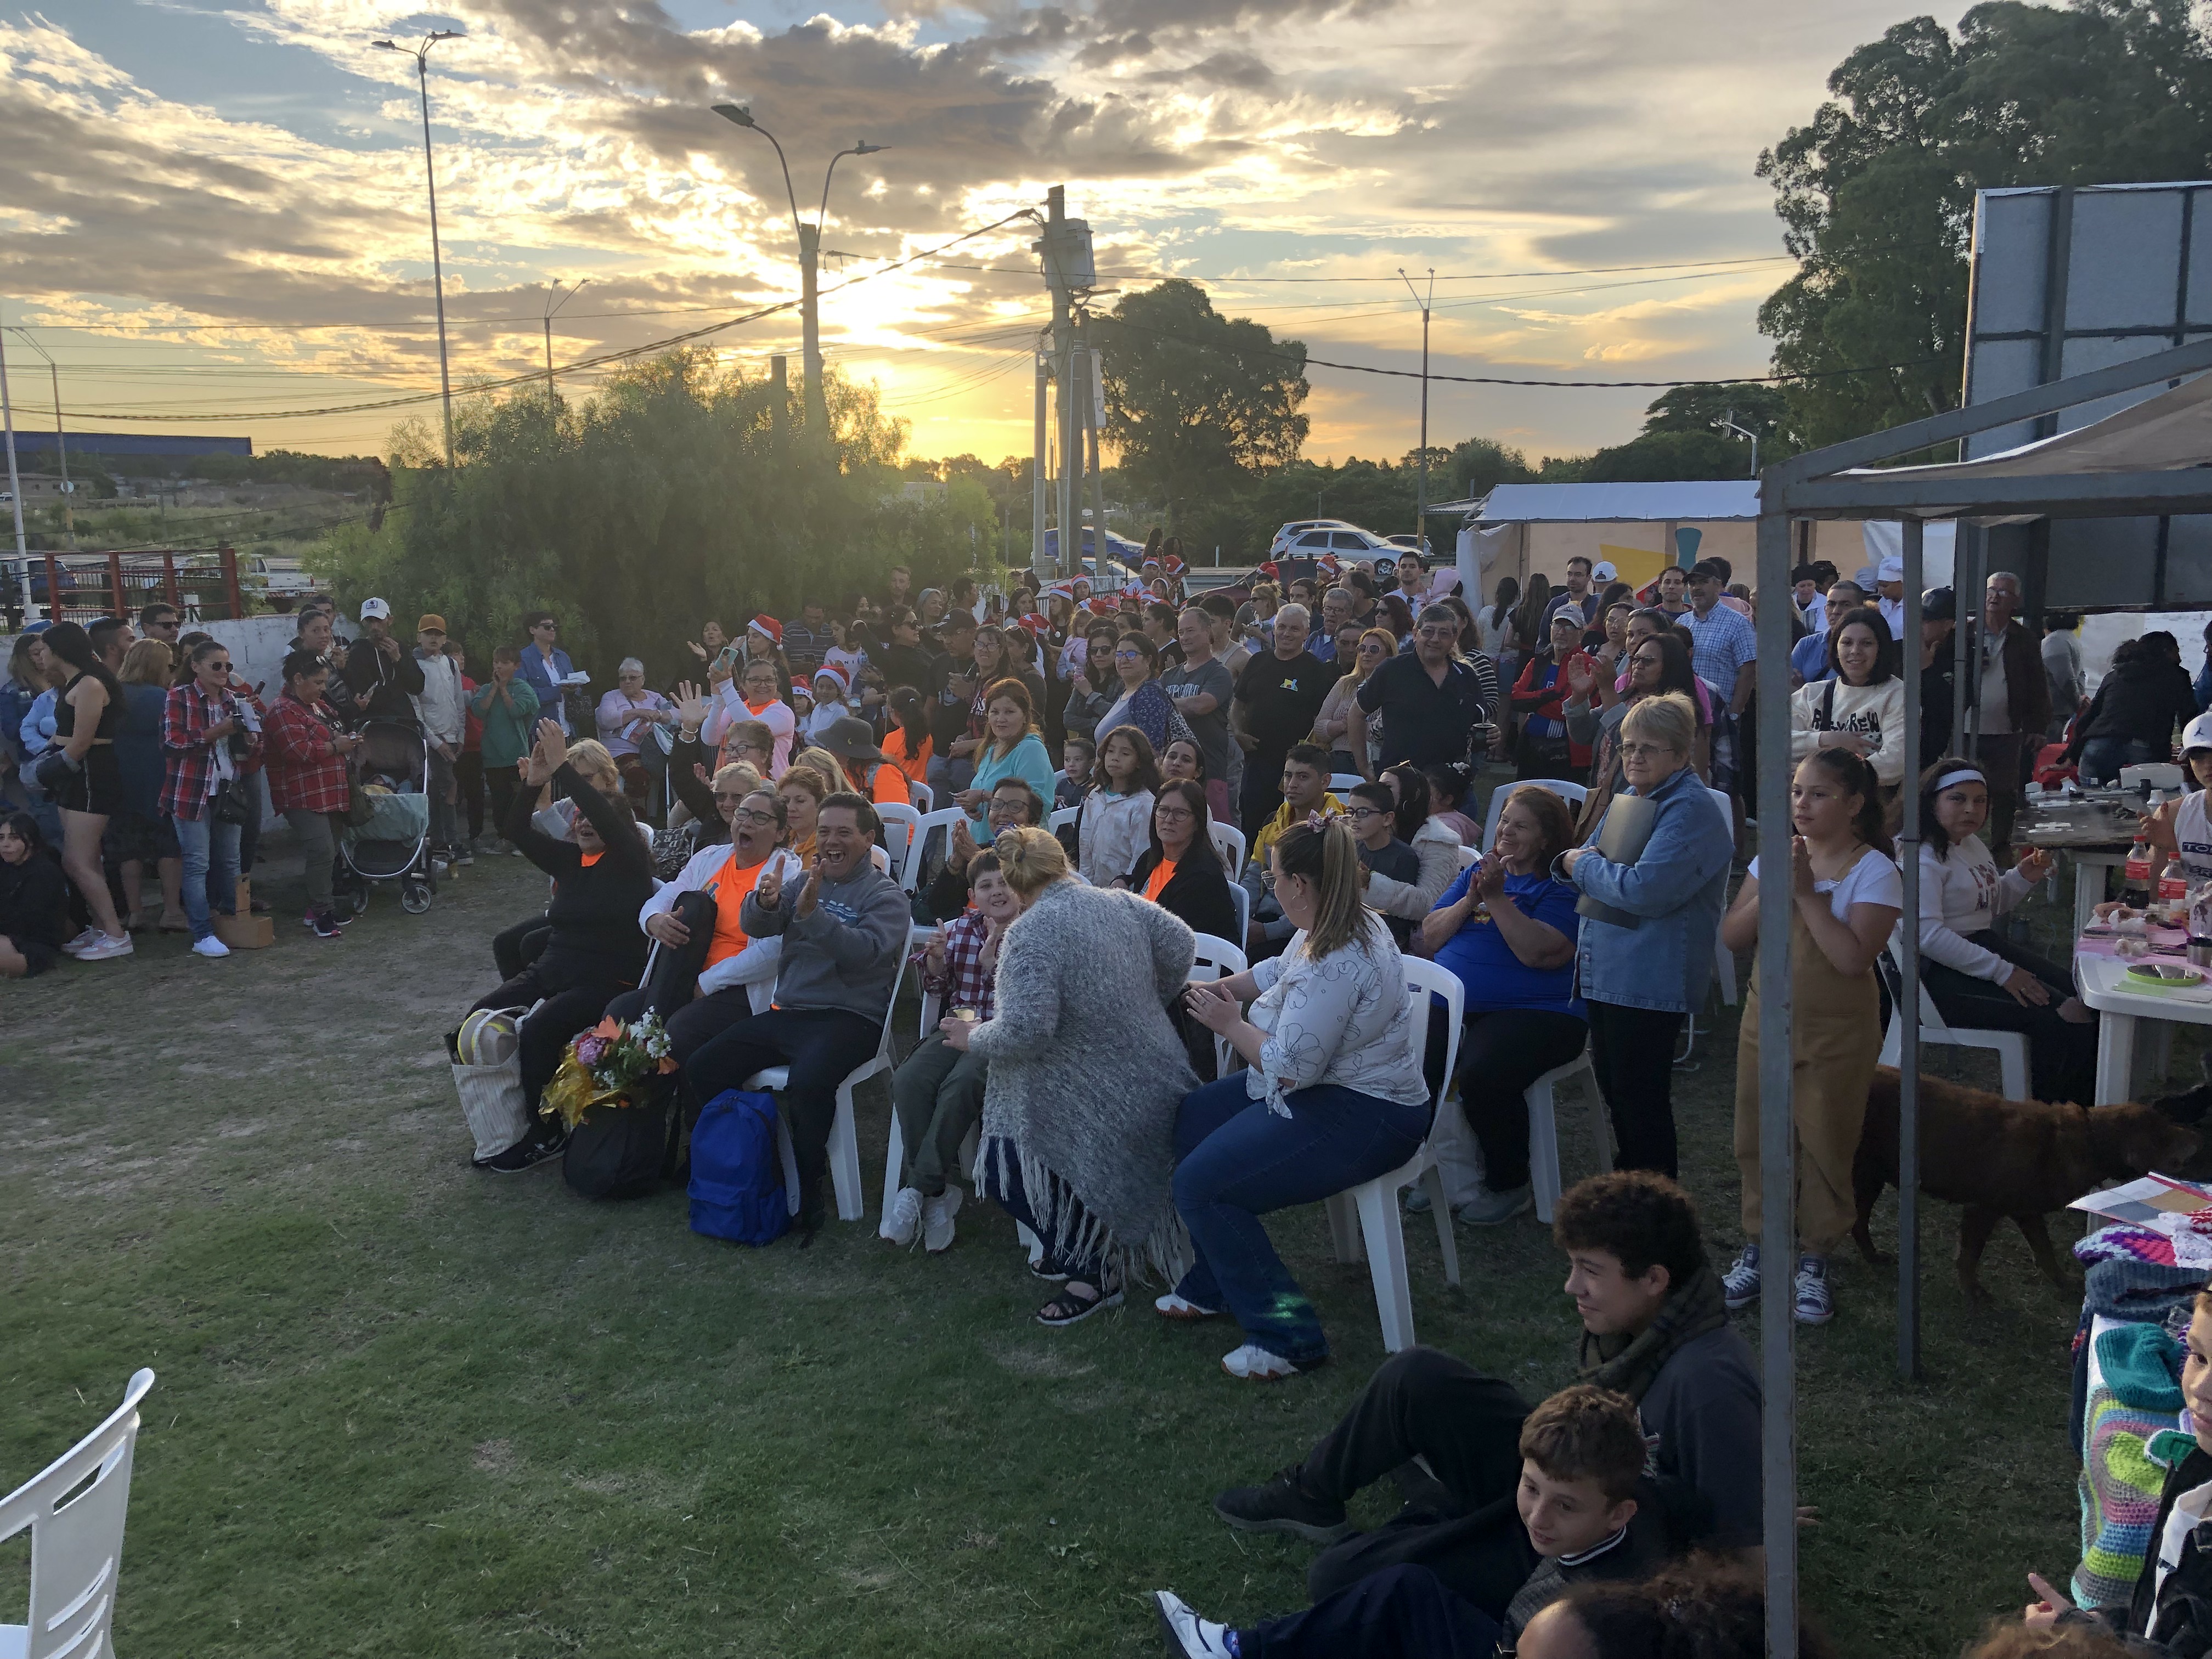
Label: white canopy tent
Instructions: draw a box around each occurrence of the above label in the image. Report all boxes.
[1750,335,2212,1657]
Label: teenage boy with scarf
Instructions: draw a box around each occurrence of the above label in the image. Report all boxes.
[1204,1170,1759,1606]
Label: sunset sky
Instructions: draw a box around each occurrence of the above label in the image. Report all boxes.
[8,0,1945,471]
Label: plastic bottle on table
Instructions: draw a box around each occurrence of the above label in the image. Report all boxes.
[2162,855,2190,917]
[2124,834,2154,908]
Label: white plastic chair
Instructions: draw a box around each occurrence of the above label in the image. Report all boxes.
[1210,821,1248,873]
[901,806,970,894]
[1189,932,1249,1077]
[1330,772,1365,795]
[1454,844,1479,872]
[909,780,934,812]
[1528,1048,1614,1223]
[1482,778,1588,848]
[1322,957,1464,1352]
[1,1368,155,1659]
[1877,936,2030,1100]
[760,921,921,1223]
[1048,805,1080,838]
[1703,787,1739,1007]
[877,801,922,887]
[1228,881,1250,941]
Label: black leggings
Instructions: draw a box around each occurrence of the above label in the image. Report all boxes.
[1924,931,2097,1104]
[1584,999,1686,1178]
[1423,1005,1589,1192]
[470,950,631,1109]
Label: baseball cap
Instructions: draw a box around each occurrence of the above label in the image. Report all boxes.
[1592,560,1617,582]
[416,612,447,633]
[1921,586,1956,622]
[359,597,391,620]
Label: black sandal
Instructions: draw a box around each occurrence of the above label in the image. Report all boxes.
[1029,1256,1070,1283]
[1035,1279,1123,1328]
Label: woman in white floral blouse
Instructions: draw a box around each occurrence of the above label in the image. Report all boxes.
[1171,816,1431,1381]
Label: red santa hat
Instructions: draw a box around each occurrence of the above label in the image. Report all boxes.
[1015,612,1050,637]
[1316,554,1341,579]
[1085,596,1118,616]
[1161,552,1186,575]
[810,663,849,695]
[1257,560,1282,580]
[748,614,782,645]
[791,677,812,699]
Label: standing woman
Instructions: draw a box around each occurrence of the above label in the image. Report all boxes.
[1172,817,1432,1379]
[1062,619,1124,746]
[1313,628,1392,782]
[1917,757,2097,1104]
[1559,692,1733,1179]
[941,827,1201,1325]
[161,636,264,960]
[1094,633,1186,757]
[1510,610,1595,782]
[1569,629,1710,834]
[1418,783,1587,1222]
[956,680,1057,842]
[1717,747,1900,1325]
[707,657,797,777]
[43,621,132,960]
[1477,576,1520,663]
[263,649,362,940]
[1079,725,1161,888]
[111,640,184,934]
[1788,607,1908,792]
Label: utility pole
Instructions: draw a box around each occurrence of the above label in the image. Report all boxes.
[543,278,586,406]
[374,30,464,467]
[1398,267,1434,546]
[10,329,70,548]
[0,316,26,622]
[1033,188,1093,580]
[1085,327,1107,578]
[1031,347,1049,577]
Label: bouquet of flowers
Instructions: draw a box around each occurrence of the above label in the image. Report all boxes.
[539,1013,678,1129]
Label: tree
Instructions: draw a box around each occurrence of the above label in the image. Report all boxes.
[319,351,990,679]
[1096,280,1310,527]
[1758,0,2212,449]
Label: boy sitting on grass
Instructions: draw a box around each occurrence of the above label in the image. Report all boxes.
[1199,1172,1759,1609]
[1155,1383,1660,1656]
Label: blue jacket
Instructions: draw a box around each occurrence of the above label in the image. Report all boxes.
[516,644,577,733]
[1566,762,1733,1014]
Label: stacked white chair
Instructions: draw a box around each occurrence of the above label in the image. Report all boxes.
[876,802,922,888]
[1321,957,1464,1352]
[1,1368,156,1659]
[1481,777,1588,848]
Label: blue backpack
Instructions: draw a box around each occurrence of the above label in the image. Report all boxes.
[688,1090,789,1246]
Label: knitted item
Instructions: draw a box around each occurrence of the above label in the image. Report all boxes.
[2076,1316,2188,1609]
[2086,1256,2208,1327]
[1577,1264,1730,1402]
[2079,1224,2182,1271]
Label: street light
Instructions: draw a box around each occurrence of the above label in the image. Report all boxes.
[375,29,465,468]
[9,329,71,546]
[1398,266,1435,545]
[710,105,890,442]
[1713,407,1760,478]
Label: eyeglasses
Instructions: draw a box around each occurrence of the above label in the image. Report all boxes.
[1155,806,1196,822]
[1618,742,1678,759]
[1345,805,1389,820]
[730,807,780,825]
[1114,650,1143,661]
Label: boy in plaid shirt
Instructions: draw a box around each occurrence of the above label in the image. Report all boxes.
[884,849,1020,1254]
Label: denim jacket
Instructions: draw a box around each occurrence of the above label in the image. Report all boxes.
[1564,763,1732,1013]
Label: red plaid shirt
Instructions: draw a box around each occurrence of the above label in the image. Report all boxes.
[263,691,351,814]
[161,681,264,821]
[910,910,998,1020]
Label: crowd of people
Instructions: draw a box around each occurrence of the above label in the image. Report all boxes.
[8,543,2210,1656]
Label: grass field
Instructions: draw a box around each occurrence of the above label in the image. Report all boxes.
[0,826,2146,1657]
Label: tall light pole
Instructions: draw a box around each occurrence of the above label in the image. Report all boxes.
[0,311,27,620]
[375,29,464,468]
[9,329,71,546]
[1714,407,1760,478]
[542,278,586,406]
[712,105,887,444]
[1398,266,1435,548]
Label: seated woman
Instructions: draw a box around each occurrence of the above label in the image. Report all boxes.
[1417,783,1586,1225]
[1126,780,1239,941]
[1917,757,2095,1104]
[937,827,1199,1328]
[605,783,803,1064]
[1170,817,1433,1380]
[953,679,1056,842]
[470,720,656,1173]
[0,810,68,978]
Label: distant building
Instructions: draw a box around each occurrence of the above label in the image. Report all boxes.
[1,472,74,501]
[4,432,252,460]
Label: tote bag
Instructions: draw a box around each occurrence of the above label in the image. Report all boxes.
[449,1008,531,1163]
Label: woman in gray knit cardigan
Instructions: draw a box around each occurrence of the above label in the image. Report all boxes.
[937,825,1200,1326]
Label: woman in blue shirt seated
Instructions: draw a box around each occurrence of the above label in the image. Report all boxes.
[1417,783,1585,1226]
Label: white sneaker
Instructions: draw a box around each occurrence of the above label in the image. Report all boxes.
[1154,1293,1224,1321]
[882,1186,923,1248]
[190,935,231,959]
[76,933,135,961]
[60,927,101,957]
[1220,1344,1301,1382]
[1722,1244,1762,1311]
[1793,1255,1835,1325]
[1153,1590,1234,1658]
[922,1187,962,1254]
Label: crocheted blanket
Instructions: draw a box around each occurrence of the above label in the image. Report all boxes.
[2076,1312,2191,1609]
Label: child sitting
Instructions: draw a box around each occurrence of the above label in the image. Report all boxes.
[1154,1383,1665,1657]
[1058,735,1096,811]
[1346,781,1421,945]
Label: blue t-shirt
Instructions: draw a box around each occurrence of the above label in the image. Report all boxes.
[1429,866,1585,1018]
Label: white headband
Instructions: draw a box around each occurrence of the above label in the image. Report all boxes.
[1934,768,1986,792]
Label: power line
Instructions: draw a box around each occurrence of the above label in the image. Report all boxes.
[47,210,1039,423]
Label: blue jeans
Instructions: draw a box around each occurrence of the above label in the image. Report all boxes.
[1172,1075,1429,1362]
[2080,736,2159,786]
[174,815,241,940]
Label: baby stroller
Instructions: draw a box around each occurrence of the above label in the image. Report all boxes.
[335,719,438,916]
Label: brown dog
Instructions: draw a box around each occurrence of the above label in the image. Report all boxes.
[1852,1066,2199,1299]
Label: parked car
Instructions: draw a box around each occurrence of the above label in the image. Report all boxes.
[1271,522,1395,562]
[248,555,317,599]
[1268,518,1356,557]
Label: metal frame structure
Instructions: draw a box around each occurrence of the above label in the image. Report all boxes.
[1752,333,2212,1656]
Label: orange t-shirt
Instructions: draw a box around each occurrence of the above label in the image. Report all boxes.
[1142,857,1178,902]
[579,851,603,868]
[882,727,932,786]
[702,853,771,968]
[867,761,909,808]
